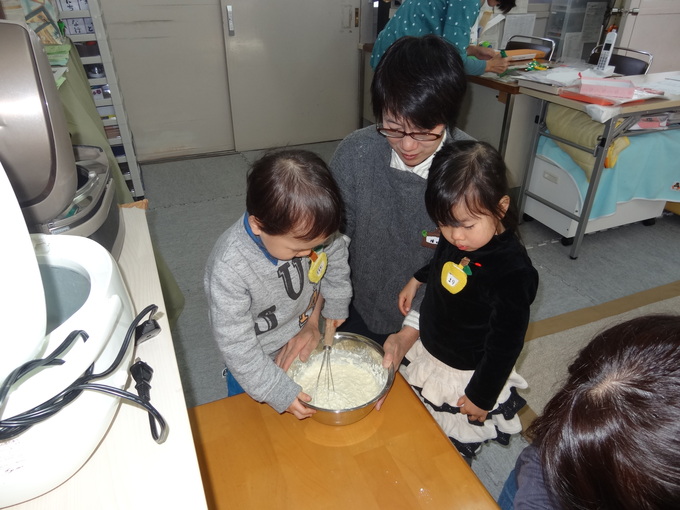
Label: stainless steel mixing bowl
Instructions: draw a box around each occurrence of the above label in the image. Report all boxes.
[288,332,395,426]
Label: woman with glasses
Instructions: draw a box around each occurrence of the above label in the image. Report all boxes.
[370,0,516,76]
[329,35,470,366]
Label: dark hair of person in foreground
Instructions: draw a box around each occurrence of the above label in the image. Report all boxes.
[527,314,680,510]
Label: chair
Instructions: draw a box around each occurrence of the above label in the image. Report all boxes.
[587,46,653,75]
[504,35,556,62]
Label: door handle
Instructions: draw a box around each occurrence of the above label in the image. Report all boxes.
[226,5,235,36]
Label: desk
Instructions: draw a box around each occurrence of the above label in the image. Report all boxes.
[459,74,542,187]
[517,72,680,259]
[189,373,498,510]
[6,208,207,509]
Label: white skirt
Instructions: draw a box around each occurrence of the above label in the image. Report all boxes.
[402,339,528,446]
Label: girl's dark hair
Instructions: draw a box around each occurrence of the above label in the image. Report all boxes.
[425,140,517,233]
[497,0,517,15]
[527,314,680,510]
[371,35,467,130]
[246,149,343,241]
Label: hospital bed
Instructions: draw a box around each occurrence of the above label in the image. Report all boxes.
[517,72,680,259]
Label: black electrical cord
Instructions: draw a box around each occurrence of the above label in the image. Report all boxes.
[130,358,163,442]
[0,304,168,443]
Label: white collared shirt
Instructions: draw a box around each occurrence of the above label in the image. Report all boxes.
[388,130,449,179]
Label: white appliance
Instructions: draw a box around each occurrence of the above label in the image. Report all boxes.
[0,161,136,507]
[0,20,124,259]
[0,20,138,506]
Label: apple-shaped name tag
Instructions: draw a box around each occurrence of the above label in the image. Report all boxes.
[308,250,327,283]
[440,257,472,294]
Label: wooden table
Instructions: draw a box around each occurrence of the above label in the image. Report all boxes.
[189,373,498,510]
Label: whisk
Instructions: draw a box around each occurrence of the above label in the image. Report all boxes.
[315,320,336,395]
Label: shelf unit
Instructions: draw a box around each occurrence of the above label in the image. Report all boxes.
[57,0,144,199]
[545,0,607,61]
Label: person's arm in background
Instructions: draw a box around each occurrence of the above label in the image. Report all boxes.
[467,45,509,74]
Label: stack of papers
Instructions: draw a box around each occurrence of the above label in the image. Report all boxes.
[45,42,71,67]
[515,65,616,88]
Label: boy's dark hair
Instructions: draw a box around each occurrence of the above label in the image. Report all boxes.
[246,149,343,241]
[371,34,467,131]
[527,314,680,510]
[425,140,517,233]
[497,1,516,15]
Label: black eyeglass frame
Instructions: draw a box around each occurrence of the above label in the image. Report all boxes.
[375,124,445,142]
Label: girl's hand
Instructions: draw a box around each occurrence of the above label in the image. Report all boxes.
[398,278,422,316]
[457,395,489,423]
[286,392,316,420]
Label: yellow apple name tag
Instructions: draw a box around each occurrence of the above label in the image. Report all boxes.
[441,261,468,294]
[308,250,327,283]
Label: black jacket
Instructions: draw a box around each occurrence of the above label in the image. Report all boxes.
[416,230,539,410]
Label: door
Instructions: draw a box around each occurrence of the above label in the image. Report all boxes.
[221,0,361,151]
[617,0,680,72]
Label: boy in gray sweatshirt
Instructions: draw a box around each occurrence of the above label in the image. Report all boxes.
[204,150,352,418]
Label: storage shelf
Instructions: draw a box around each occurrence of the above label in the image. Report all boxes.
[80,55,102,65]
[69,33,96,42]
[59,9,91,19]
[59,0,144,199]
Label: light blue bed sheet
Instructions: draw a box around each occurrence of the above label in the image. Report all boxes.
[537,129,680,219]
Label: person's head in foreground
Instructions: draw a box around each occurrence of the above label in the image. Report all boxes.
[528,313,680,510]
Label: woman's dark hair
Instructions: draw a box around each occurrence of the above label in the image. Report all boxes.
[246,149,343,241]
[497,0,517,15]
[527,314,680,510]
[425,140,517,233]
[371,35,467,130]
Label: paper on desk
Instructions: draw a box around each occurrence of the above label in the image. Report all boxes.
[516,65,614,87]
[657,79,680,96]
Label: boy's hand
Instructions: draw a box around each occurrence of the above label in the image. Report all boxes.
[286,392,316,420]
[275,319,320,371]
[457,394,488,423]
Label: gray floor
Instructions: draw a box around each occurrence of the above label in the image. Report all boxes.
[141,140,680,500]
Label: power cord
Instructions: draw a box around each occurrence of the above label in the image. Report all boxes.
[0,304,168,444]
[130,358,163,442]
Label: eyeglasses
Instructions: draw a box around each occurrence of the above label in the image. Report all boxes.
[376,124,444,142]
